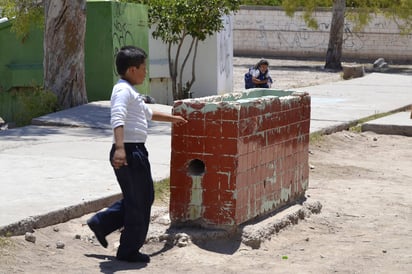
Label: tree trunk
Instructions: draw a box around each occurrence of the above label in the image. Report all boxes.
[43,0,88,109]
[325,0,345,70]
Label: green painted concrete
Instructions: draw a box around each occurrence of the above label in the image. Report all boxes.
[188,176,203,220]
[0,1,149,101]
[0,21,43,92]
[280,185,292,202]
[174,89,296,114]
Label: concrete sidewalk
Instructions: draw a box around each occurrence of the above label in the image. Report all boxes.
[0,72,411,235]
[294,73,412,134]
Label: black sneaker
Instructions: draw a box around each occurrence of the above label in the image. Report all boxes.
[87,219,108,248]
[117,252,150,263]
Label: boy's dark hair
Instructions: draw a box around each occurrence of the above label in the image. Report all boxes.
[254,59,269,69]
[115,46,147,76]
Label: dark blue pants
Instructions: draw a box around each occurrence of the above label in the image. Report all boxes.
[89,143,154,257]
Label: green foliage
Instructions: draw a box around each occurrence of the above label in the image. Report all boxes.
[150,0,239,42]
[349,111,393,132]
[125,0,240,42]
[0,88,58,127]
[283,0,332,29]
[123,0,241,100]
[0,236,13,248]
[282,0,411,33]
[154,178,170,205]
[282,0,411,69]
[240,0,282,5]
[309,132,324,144]
[0,0,44,39]
[346,0,412,34]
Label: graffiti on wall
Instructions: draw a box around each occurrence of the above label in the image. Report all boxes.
[234,9,412,59]
[112,5,135,57]
[110,3,149,94]
[241,20,367,52]
[111,4,148,77]
[219,15,233,78]
[113,21,135,52]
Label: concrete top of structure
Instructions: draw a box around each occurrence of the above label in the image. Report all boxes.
[173,89,307,115]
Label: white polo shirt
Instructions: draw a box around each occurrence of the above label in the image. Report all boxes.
[110,79,153,143]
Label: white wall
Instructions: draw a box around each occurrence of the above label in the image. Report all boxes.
[148,33,173,105]
[148,15,234,105]
[233,6,412,62]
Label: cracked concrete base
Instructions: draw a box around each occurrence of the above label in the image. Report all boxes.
[240,200,322,249]
[147,200,322,249]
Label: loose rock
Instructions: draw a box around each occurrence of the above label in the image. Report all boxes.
[24,232,36,243]
[175,233,191,247]
[56,241,65,249]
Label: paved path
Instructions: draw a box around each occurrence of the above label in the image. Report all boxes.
[295,73,412,133]
[0,72,411,235]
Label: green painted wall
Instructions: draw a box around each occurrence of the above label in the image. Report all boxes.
[85,1,149,101]
[0,20,43,92]
[0,1,149,101]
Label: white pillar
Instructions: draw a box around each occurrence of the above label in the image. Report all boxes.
[148,15,234,105]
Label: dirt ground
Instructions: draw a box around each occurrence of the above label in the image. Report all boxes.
[1,60,411,274]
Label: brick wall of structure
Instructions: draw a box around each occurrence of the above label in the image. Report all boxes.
[234,7,412,62]
[170,89,311,230]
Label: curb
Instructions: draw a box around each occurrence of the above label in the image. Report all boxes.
[313,105,411,136]
[0,193,122,237]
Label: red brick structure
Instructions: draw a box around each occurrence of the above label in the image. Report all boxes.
[170,89,310,230]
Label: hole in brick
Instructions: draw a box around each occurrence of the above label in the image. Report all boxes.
[187,159,205,176]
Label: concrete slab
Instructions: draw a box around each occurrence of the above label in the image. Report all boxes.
[362,111,412,136]
[0,104,174,228]
[293,73,412,133]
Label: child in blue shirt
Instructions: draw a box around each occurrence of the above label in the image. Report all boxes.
[245,59,273,89]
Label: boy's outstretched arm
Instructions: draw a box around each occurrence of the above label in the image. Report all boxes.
[152,110,188,125]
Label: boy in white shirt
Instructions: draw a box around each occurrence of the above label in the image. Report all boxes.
[87,46,187,263]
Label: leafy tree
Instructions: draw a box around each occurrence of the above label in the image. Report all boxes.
[0,0,43,40]
[0,0,88,109]
[123,0,241,100]
[2,0,240,104]
[282,0,412,70]
[241,0,282,5]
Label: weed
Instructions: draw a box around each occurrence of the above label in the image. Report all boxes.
[154,178,170,205]
[309,132,324,144]
[0,236,13,249]
[349,111,393,132]
[0,87,58,127]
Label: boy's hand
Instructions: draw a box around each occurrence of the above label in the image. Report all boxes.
[112,147,128,169]
[172,115,188,125]
[151,110,187,125]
